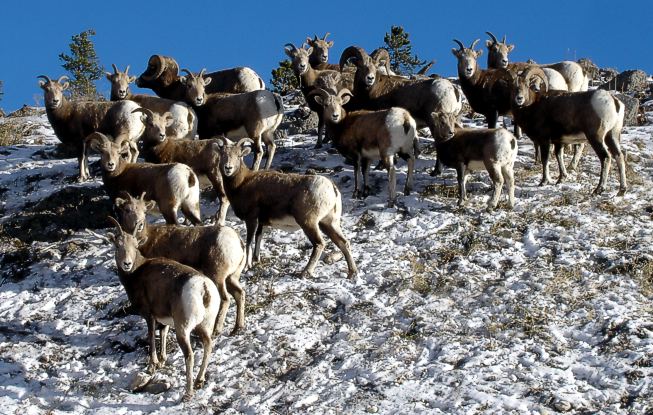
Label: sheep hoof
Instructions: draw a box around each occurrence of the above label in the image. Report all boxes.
[147,362,159,375]
[229,326,243,336]
[617,188,627,196]
[538,179,551,187]
[347,269,358,279]
[314,143,323,149]
[182,391,194,402]
[403,187,412,196]
[592,186,604,195]
[556,175,567,184]
[429,168,441,177]
[194,378,205,389]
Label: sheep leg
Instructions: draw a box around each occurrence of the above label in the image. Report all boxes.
[146,316,160,373]
[587,135,611,195]
[263,131,276,170]
[315,116,325,149]
[160,202,180,225]
[534,144,541,163]
[253,224,264,263]
[352,157,362,199]
[568,144,584,171]
[485,162,504,211]
[244,219,259,269]
[176,329,195,401]
[226,275,246,335]
[513,123,522,139]
[385,155,396,207]
[539,143,553,186]
[605,132,627,195]
[502,164,516,209]
[554,143,568,184]
[455,164,468,206]
[250,136,264,171]
[159,325,169,365]
[360,158,372,197]
[213,279,231,336]
[319,222,358,278]
[486,111,498,129]
[194,326,213,390]
[299,223,325,277]
[404,153,415,196]
[180,202,202,225]
[78,142,89,182]
[208,170,229,226]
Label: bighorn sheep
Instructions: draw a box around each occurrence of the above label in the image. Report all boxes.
[37,75,144,181]
[133,108,229,225]
[502,66,626,195]
[312,87,417,206]
[431,112,517,210]
[135,54,264,101]
[86,132,201,224]
[451,39,514,130]
[106,64,197,140]
[214,138,358,278]
[180,69,284,171]
[484,31,588,92]
[107,217,219,401]
[305,33,339,70]
[284,43,355,148]
[338,46,462,139]
[114,193,247,335]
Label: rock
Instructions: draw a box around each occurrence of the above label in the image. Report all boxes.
[600,69,648,93]
[277,106,319,136]
[552,397,572,412]
[615,93,640,126]
[142,379,172,394]
[577,58,599,81]
[129,372,152,392]
[0,108,5,118]
[8,105,44,118]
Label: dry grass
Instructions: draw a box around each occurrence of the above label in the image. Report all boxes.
[0,121,23,146]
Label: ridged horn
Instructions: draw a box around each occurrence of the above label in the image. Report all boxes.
[131,108,155,119]
[453,39,465,50]
[339,46,368,71]
[486,31,498,44]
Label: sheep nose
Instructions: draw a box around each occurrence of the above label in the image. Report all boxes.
[195,97,203,105]
[123,261,132,269]
[501,59,508,66]
[107,161,115,169]
[159,133,165,140]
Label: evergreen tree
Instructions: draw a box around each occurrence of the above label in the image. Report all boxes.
[0,80,3,103]
[58,29,104,99]
[381,26,426,75]
[270,60,298,95]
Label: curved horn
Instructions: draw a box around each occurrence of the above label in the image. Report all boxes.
[140,55,165,81]
[131,107,155,119]
[339,46,368,71]
[370,48,392,74]
[124,65,130,75]
[307,87,331,100]
[337,88,353,99]
[180,68,195,79]
[453,39,465,50]
[37,75,52,83]
[139,191,146,201]
[521,65,549,92]
[199,68,206,78]
[470,39,480,50]
[107,216,123,233]
[57,76,69,84]
[417,60,435,75]
[236,138,253,148]
[112,63,119,74]
[502,35,507,43]
[284,43,298,52]
[486,31,498,44]
[323,32,330,41]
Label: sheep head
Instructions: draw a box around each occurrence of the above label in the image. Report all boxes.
[85,132,131,177]
[106,64,135,100]
[339,46,384,90]
[512,66,548,107]
[215,137,253,177]
[37,75,69,109]
[284,43,312,76]
[370,48,393,76]
[451,39,483,80]
[485,31,514,69]
[310,88,353,124]
[135,55,180,88]
[132,108,174,143]
[430,112,458,142]
[179,68,211,106]
[114,192,154,238]
[108,216,141,273]
[306,33,334,65]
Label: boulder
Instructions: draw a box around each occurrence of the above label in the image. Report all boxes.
[600,69,648,93]
[615,93,640,126]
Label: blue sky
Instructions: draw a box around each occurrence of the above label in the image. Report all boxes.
[1,0,651,112]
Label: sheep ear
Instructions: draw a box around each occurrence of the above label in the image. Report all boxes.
[485,40,493,48]
[284,47,294,58]
[507,44,515,52]
[107,232,116,243]
[165,113,175,127]
[451,48,459,57]
[306,47,313,55]
[105,72,113,80]
[139,114,148,124]
[475,49,483,58]
[61,82,70,90]
[129,76,136,83]
[179,76,187,85]
[305,37,313,45]
[327,40,334,48]
[203,77,212,86]
[240,146,252,157]
[340,94,351,105]
[314,96,324,106]
[86,132,107,153]
[115,197,127,208]
[39,81,47,88]
[145,200,156,211]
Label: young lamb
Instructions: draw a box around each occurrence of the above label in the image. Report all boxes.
[38,75,144,181]
[214,138,358,278]
[108,217,219,401]
[134,108,229,225]
[86,132,201,225]
[114,192,246,335]
[432,112,517,210]
[312,88,418,207]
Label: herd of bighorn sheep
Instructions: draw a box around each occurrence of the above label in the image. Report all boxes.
[35,31,627,400]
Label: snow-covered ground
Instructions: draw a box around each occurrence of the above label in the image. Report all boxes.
[1,108,652,414]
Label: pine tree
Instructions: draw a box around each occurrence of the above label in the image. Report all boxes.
[270,60,298,95]
[58,29,104,99]
[381,26,426,76]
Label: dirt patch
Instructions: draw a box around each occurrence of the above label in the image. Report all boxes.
[2,186,112,243]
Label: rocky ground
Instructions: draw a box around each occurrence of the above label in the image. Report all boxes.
[0,106,652,414]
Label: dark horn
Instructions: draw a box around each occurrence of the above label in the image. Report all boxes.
[453,39,465,50]
[486,31,498,44]
[37,75,52,83]
[112,63,119,74]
